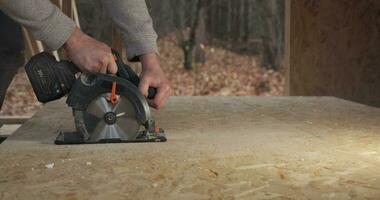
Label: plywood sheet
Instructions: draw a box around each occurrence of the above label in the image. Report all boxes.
[1,97,380,199]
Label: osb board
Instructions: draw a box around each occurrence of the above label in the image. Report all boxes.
[289,0,380,107]
[1,97,380,199]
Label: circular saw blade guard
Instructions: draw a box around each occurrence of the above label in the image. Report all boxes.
[55,73,166,144]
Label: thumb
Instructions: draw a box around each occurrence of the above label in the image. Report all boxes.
[138,77,150,97]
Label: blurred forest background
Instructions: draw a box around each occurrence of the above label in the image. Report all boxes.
[2,0,285,116]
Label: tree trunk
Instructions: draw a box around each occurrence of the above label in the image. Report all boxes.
[183,45,193,70]
[262,0,283,69]
[194,0,207,64]
[172,0,203,70]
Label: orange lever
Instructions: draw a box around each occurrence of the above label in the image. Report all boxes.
[111,82,118,104]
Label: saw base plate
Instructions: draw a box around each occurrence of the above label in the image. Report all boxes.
[54,129,167,145]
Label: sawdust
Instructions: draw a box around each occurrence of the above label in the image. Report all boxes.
[45,163,54,169]
[1,149,380,199]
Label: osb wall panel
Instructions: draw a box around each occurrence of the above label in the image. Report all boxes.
[289,0,380,107]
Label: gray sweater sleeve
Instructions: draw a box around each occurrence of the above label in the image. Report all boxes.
[0,0,76,50]
[0,0,158,60]
[101,0,158,61]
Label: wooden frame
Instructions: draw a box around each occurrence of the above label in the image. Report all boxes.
[284,0,291,95]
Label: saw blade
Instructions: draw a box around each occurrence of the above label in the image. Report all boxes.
[78,93,141,142]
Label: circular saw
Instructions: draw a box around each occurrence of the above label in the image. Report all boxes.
[25,51,166,144]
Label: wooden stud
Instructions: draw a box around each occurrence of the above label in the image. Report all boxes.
[284,0,291,95]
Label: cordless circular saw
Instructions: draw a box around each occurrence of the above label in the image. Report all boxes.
[25,51,166,144]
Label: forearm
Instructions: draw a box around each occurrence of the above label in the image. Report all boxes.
[100,0,158,61]
[0,0,76,50]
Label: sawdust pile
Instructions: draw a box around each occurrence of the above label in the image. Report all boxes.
[1,36,284,116]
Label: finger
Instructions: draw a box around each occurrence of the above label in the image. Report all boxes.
[138,78,150,97]
[107,54,118,74]
[152,85,170,109]
[152,89,171,109]
[99,59,107,74]
[100,66,107,74]
[147,99,155,109]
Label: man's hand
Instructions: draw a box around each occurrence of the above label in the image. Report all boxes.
[139,53,171,109]
[63,28,117,74]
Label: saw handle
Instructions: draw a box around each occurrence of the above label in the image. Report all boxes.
[112,50,157,99]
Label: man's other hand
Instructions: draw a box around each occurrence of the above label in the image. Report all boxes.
[63,28,117,74]
[139,53,171,109]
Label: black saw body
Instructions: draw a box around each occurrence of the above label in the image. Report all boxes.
[25,51,166,144]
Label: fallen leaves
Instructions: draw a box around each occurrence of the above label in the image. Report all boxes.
[151,35,285,96]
